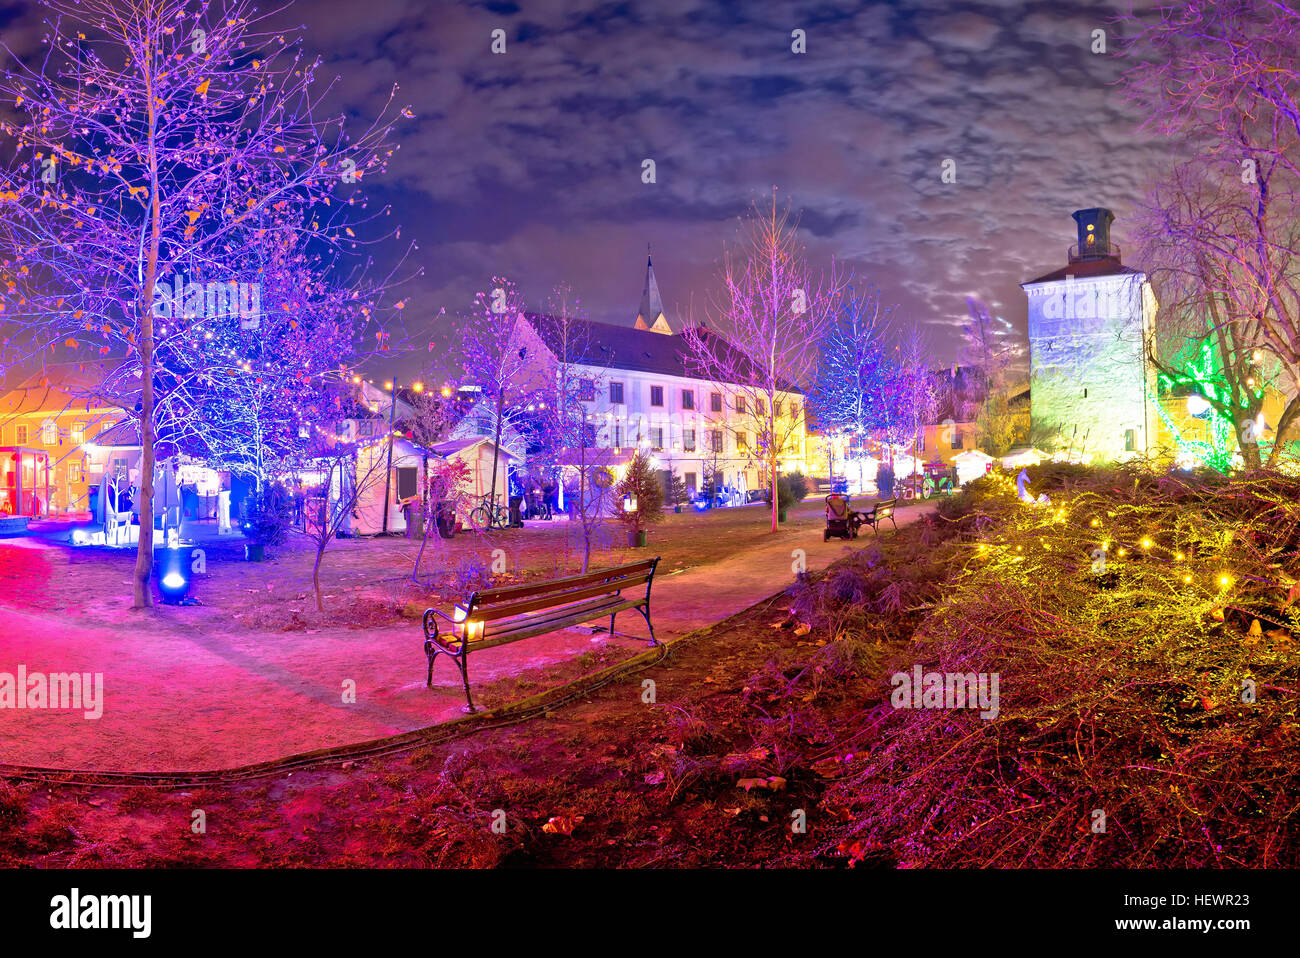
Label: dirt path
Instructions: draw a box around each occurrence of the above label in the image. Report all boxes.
[0,503,932,772]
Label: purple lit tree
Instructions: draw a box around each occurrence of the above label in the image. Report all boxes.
[455,277,540,527]
[0,0,410,606]
[1121,0,1300,466]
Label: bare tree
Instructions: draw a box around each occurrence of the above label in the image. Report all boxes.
[683,194,846,531]
[1122,0,1300,467]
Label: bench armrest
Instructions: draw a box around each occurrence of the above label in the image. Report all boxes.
[423,606,463,643]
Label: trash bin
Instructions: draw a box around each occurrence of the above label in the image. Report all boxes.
[509,495,524,528]
[436,500,456,539]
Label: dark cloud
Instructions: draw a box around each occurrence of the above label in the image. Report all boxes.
[2,0,1173,378]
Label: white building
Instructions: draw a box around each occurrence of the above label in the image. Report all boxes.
[511,253,811,498]
[1020,208,1159,461]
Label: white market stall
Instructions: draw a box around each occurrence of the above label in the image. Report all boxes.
[953,449,995,486]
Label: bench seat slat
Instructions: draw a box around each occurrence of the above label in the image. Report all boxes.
[464,597,647,652]
[473,559,657,605]
[472,574,651,622]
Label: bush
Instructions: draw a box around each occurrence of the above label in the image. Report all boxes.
[876,463,895,498]
[239,482,292,546]
[763,471,811,511]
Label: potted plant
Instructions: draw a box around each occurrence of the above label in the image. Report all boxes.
[764,471,809,522]
[615,452,664,547]
[239,483,291,561]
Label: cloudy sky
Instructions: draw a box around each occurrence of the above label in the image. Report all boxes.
[1,0,1172,376]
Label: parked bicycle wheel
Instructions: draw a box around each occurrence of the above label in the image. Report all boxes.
[469,504,492,531]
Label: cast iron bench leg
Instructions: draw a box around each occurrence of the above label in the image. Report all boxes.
[638,603,659,647]
[455,653,476,713]
[425,641,440,688]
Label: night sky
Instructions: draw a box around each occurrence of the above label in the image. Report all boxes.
[0,0,1170,378]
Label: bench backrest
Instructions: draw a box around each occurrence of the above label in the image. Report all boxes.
[875,498,897,518]
[466,557,659,623]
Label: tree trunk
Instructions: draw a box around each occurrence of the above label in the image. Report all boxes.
[132,80,163,610]
[313,544,326,612]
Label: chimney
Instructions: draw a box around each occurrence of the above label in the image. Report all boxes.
[1071,208,1115,261]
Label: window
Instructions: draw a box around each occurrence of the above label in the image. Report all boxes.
[681,390,694,410]
[1125,428,1137,452]
[68,461,83,484]
[685,472,697,492]
[609,382,625,404]
[789,403,799,421]
[614,424,624,448]
[41,421,56,445]
[683,429,696,452]
[737,432,749,453]
[651,427,664,450]
[710,430,723,453]
[582,424,597,447]
[475,415,491,437]
[650,385,664,407]
[15,424,28,444]
[734,396,746,413]
[773,401,782,417]
[578,378,596,402]
[756,398,766,416]
[951,431,964,450]
[918,433,926,452]
[710,392,723,412]
[357,420,375,437]
[395,467,418,501]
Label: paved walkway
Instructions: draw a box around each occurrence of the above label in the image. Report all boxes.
[0,504,932,771]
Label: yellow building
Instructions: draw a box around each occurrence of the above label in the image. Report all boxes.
[0,374,124,515]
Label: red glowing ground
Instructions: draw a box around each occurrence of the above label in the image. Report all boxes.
[0,506,929,772]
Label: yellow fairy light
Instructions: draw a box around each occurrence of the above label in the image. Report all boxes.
[1140,537,1152,550]
[1118,548,1127,557]
[1182,575,1192,584]
[1090,518,1100,527]
[1175,552,1185,561]
[1218,573,1233,589]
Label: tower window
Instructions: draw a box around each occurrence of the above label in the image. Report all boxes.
[1125,428,1137,452]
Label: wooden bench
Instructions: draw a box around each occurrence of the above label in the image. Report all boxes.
[859,497,898,534]
[0,515,30,536]
[423,557,661,712]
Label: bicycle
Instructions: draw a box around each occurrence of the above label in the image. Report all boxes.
[468,493,509,531]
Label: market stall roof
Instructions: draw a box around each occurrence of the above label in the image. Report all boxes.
[431,437,518,459]
[953,449,995,463]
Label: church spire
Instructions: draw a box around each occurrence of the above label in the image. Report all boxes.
[634,244,673,335]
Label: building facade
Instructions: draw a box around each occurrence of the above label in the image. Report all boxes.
[0,374,126,515]
[1021,208,1158,461]
[514,254,811,498]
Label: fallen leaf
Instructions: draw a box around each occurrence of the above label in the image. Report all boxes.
[542,815,584,835]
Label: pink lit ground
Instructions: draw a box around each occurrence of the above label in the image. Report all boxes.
[0,499,930,772]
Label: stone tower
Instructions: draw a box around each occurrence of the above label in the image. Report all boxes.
[1020,209,1158,461]
[634,247,673,335]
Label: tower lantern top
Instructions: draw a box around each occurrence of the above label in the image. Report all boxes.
[1070,208,1116,262]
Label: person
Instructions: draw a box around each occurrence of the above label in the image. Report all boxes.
[541,477,555,520]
